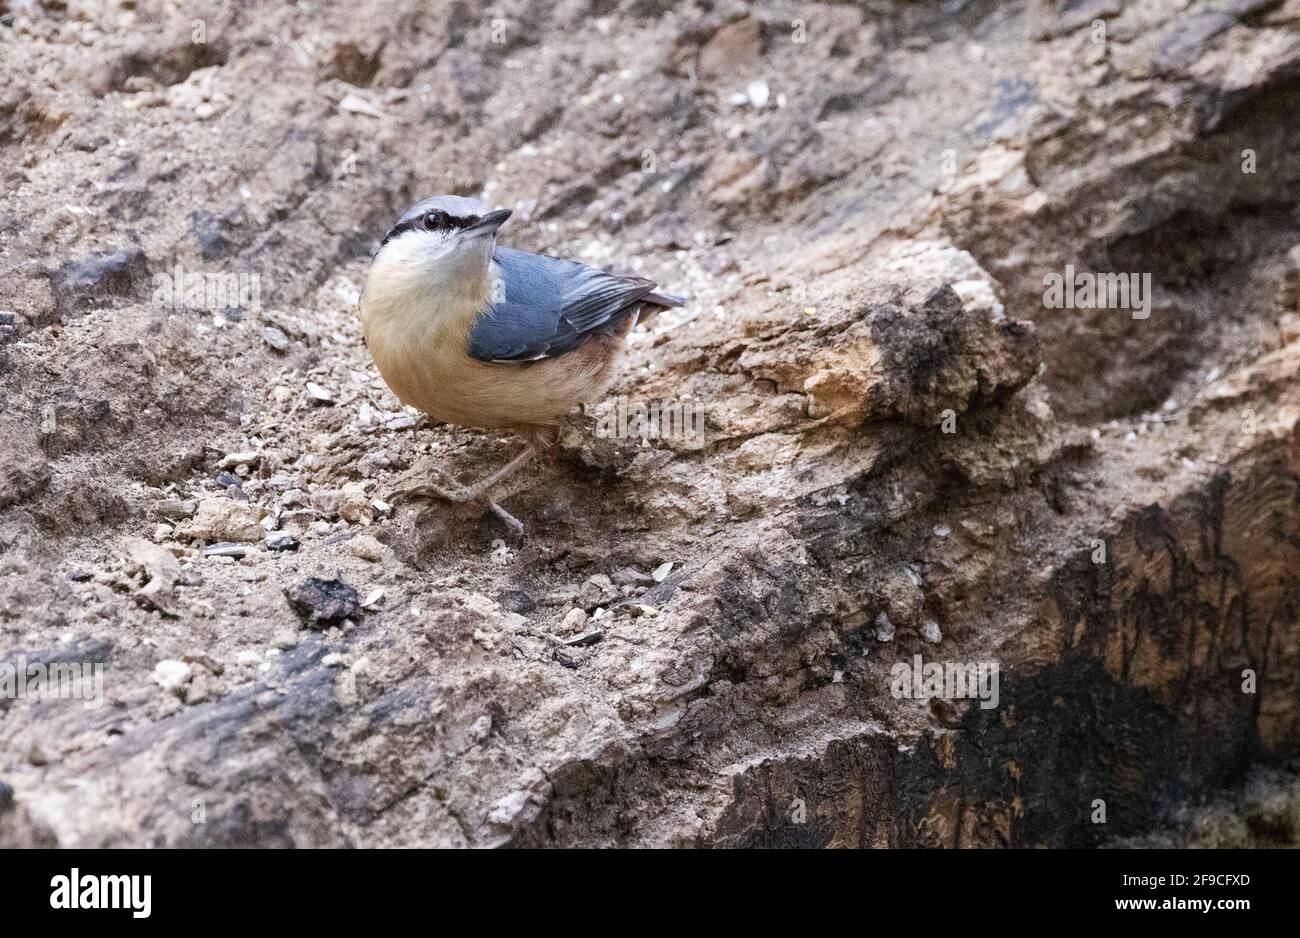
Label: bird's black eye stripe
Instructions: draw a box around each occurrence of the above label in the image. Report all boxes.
[436,212,479,230]
[379,211,478,248]
[380,217,420,247]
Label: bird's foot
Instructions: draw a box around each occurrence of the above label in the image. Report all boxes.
[391,482,525,539]
[391,444,535,535]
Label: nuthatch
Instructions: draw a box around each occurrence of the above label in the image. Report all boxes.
[360,195,685,532]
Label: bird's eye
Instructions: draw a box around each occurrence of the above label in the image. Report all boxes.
[422,211,446,231]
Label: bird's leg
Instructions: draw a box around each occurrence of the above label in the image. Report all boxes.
[392,444,536,505]
[451,444,536,502]
[486,500,526,538]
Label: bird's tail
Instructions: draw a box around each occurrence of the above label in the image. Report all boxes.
[644,290,686,308]
[632,290,686,330]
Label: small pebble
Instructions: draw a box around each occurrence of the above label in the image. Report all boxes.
[152,659,192,691]
[156,498,197,520]
[265,533,299,552]
[338,92,384,118]
[203,542,249,559]
[339,482,373,524]
[611,567,652,586]
[347,534,387,562]
[559,608,588,634]
[262,326,289,352]
[218,451,259,469]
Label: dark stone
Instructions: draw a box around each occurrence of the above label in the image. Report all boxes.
[499,589,535,614]
[47,247,149,314]
[190,210,234,260]
[284,576,361,628]
[265,533,300,552]
[817,72,905,119]
[554,646,585,668]
[68,568,93,582]
[326,41,383,86]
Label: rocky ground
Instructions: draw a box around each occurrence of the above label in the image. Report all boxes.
[1,0,1299,847]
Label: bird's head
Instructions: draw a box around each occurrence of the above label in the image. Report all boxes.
[371,195,513,300]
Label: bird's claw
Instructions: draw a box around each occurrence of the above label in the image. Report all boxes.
[390,483,526,539]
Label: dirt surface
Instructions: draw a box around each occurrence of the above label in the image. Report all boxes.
[2,0,1300,847]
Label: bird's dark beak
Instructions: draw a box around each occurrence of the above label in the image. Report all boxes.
[461,208,513,239]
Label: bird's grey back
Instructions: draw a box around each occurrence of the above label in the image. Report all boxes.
[467,247,681,363]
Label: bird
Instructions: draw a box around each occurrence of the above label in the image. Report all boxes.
[359,194,685,534]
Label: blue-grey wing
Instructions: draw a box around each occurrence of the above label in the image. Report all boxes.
[467,247,675,363]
